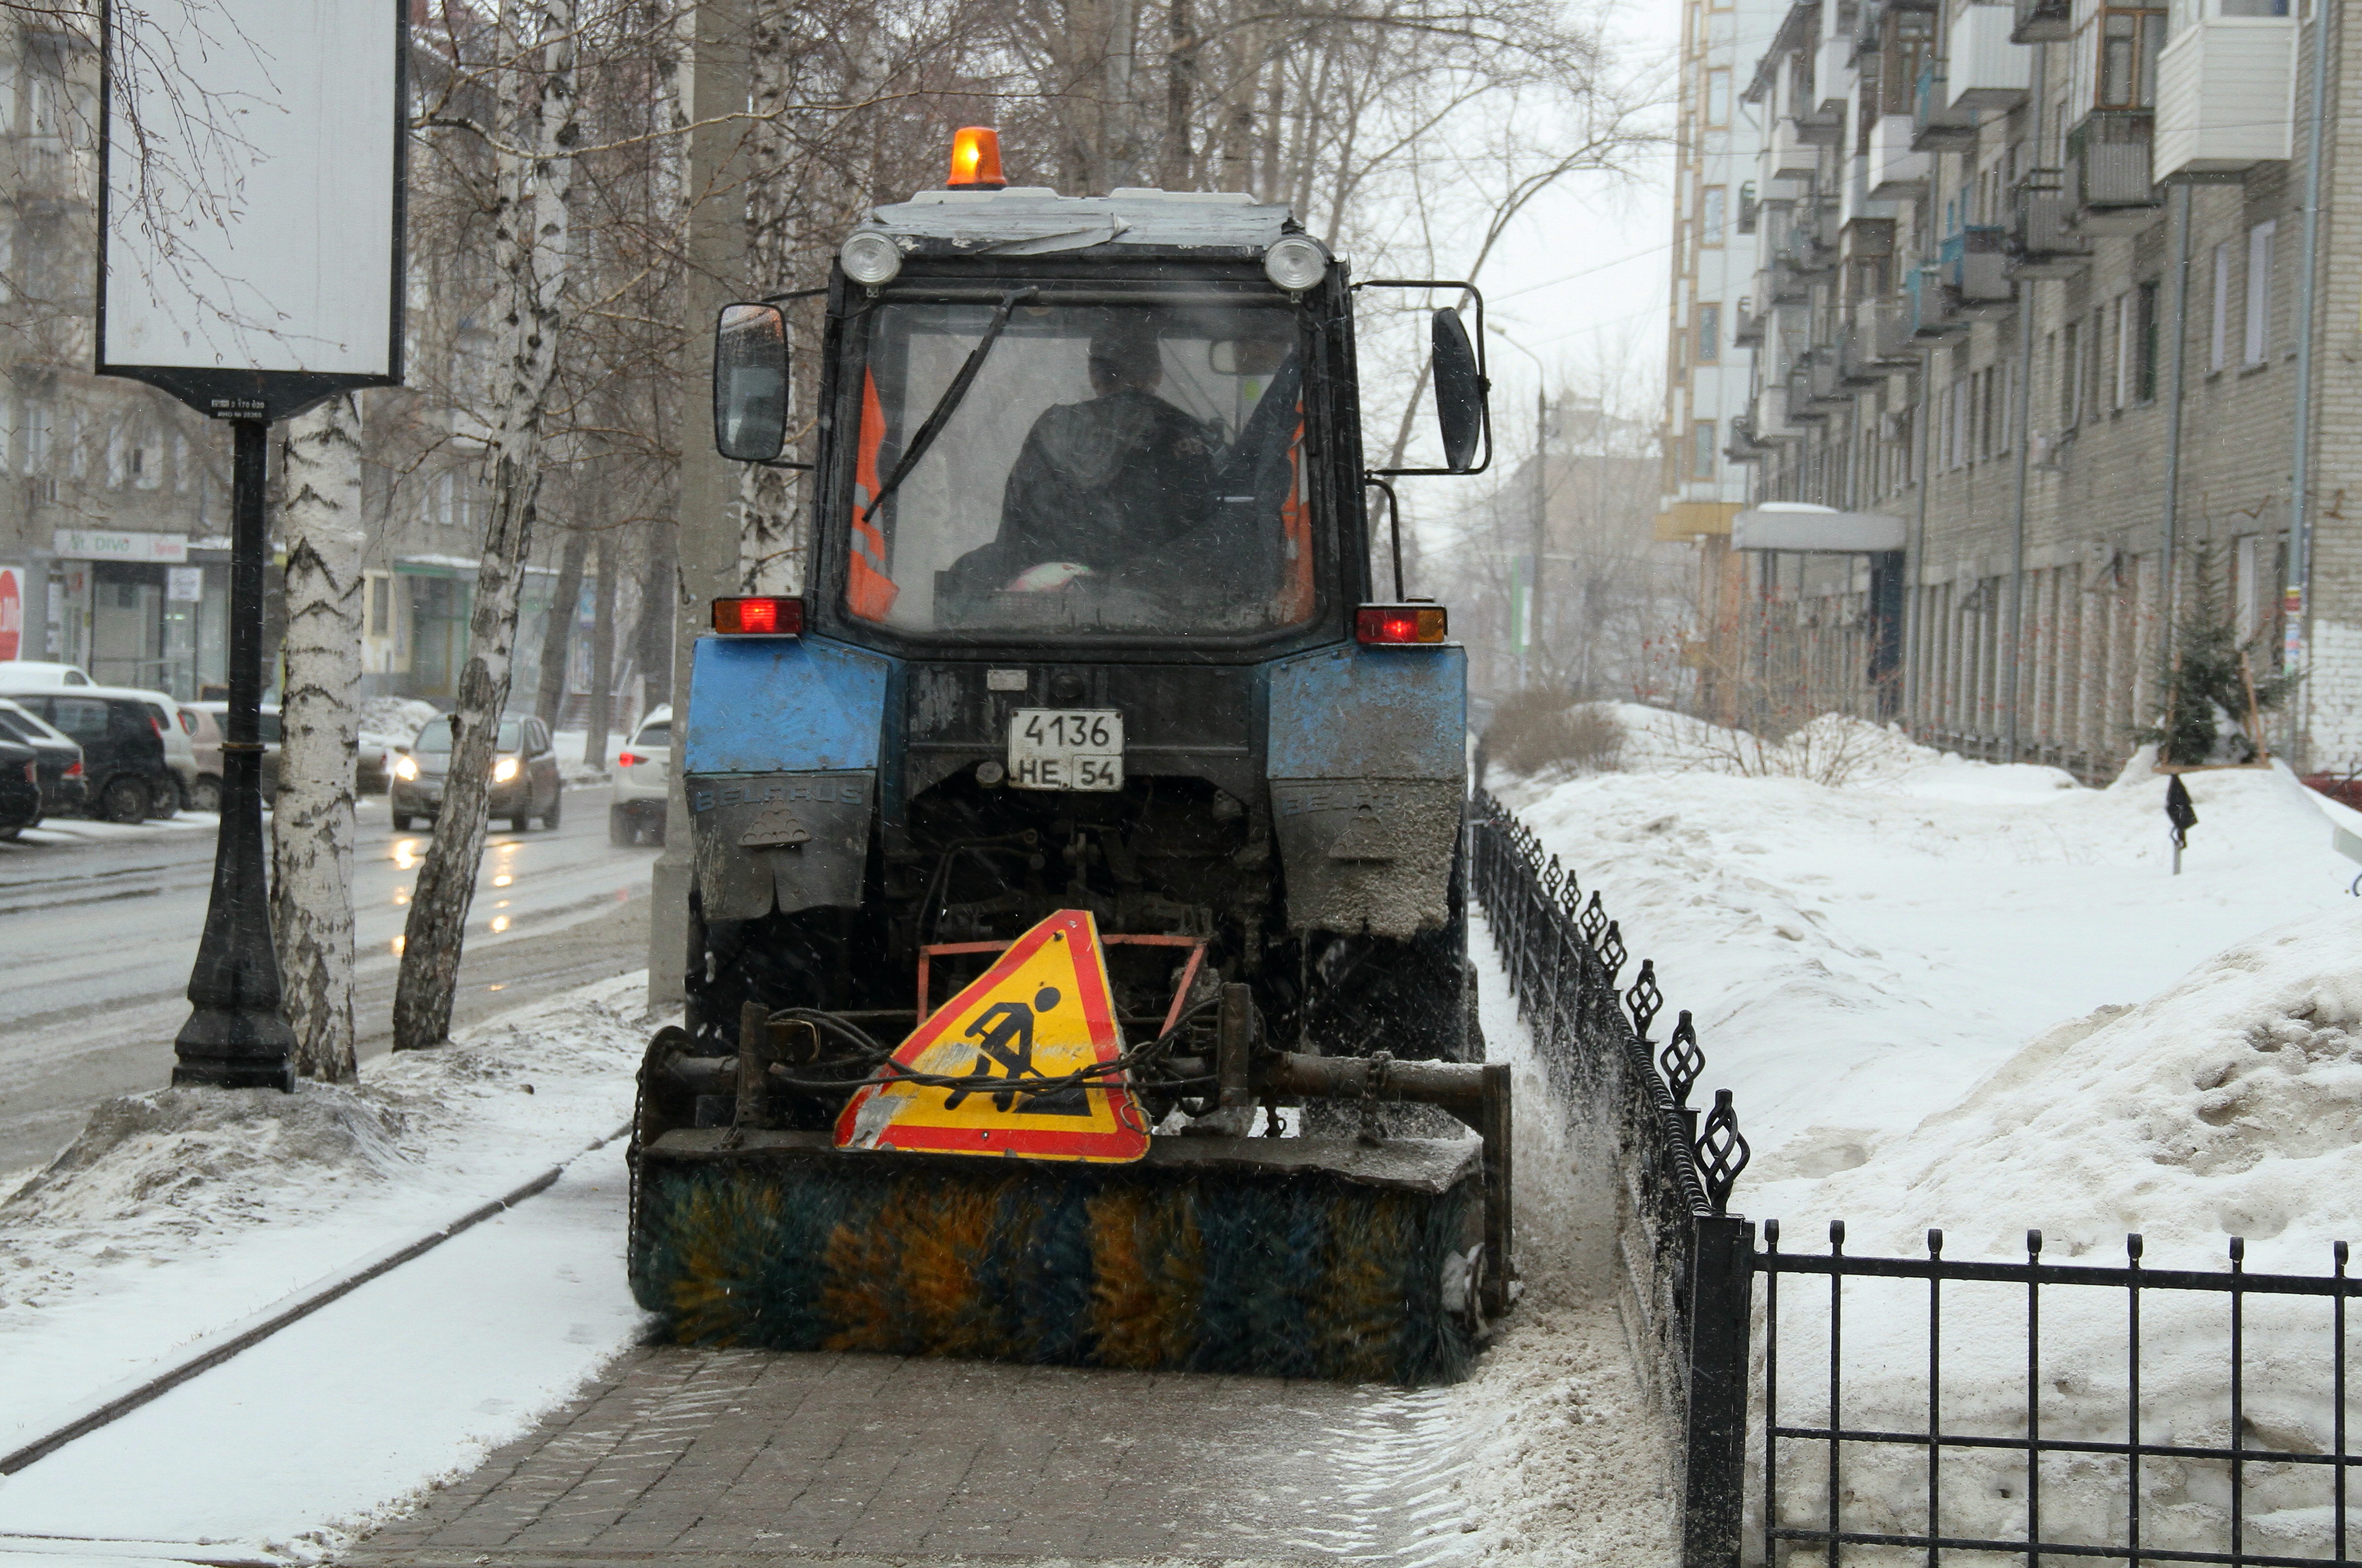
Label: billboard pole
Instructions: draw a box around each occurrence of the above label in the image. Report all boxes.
[173,417,295,1088]
[97,0,407,1091]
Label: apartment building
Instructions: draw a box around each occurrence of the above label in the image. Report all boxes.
[1658,0,1788,694]
[1723,0,2360,780]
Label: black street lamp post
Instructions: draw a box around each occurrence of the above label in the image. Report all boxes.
[171,417,296,1089]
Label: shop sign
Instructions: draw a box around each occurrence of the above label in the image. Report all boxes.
[0,566,21,661]
[166,566,205,602]
[53,529,189,564]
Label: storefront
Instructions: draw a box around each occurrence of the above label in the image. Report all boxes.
[44,529,230,698]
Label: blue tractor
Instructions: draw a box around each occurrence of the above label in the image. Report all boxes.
[628,133,1512,1383]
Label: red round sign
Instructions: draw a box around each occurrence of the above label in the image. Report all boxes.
[0,568,20,663]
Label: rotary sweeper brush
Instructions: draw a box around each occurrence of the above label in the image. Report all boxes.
[627,128,1511,1385]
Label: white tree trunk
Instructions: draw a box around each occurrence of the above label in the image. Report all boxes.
[271,393,366,1083]
[393,0,578,1050]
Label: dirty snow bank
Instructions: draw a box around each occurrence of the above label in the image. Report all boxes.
[0,976,652,1459]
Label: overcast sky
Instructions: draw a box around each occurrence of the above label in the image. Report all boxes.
[1471,0,1682,423]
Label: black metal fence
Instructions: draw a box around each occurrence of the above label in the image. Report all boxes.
[1470,790,1754,1566]
[1470,791,2362,1568]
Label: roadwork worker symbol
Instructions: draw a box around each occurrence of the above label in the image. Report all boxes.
[832,910,1148,1162]
[944,990,1088,1114]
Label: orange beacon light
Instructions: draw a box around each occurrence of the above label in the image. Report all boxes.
[947,126,1006,190]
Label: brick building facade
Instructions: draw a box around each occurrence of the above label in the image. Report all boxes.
[1724,0,2362,781]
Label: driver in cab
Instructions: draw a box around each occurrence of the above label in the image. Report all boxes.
[948,318,1217,596]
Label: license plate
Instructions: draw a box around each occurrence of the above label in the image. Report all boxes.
[1009,709,1124,791]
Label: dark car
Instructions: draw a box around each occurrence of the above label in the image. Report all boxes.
[0,738,41,838]
[0,698,86,816]
[390,714,563,832]
[9,689,175,823]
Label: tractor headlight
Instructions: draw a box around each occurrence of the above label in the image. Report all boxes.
[839,232,903,288]
[393,754,417,781]
[1262,236,1327,292]
[493,756,520,783]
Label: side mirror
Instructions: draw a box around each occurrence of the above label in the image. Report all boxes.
[713,302,789,462]
[1430,309,1486,473]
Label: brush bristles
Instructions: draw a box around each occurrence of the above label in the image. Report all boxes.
[632,1156,1479,1386]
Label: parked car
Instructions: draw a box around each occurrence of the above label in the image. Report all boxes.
[5,688,172,823]
[0,738,39,838]
[610,705,670,845]
[0,661,96,692]
[188,702,284,801]
[0,698,87,815]
[355,728,405,794]
[178,704,223,811]
[391,714,563,832]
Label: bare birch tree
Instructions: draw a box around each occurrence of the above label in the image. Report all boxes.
[271,392,365,1083]
[393,0,578,1051]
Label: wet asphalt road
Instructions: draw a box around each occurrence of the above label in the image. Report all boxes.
[0,786,660,1177]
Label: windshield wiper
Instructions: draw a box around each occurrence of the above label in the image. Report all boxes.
[862,288,1035,526]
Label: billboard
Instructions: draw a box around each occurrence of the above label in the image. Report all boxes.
[97,0,406,419]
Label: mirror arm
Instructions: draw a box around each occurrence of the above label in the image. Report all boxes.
[1363,475,1405,599]
[758,458,815,471]
[756,286,832,305]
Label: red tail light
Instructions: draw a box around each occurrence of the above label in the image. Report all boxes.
[617,750,639,768]
[712,595,803,636]
[65,760,82,777]
[1355,604,1449,645]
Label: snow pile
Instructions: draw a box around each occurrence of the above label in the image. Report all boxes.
[0,977,652,1440]
[357,695,439,745]
[1493,721,2362,1562]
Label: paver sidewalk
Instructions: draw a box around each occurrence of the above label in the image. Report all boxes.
[346,1346,1484,1567]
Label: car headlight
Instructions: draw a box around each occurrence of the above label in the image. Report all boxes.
[393,755,417,781]
[493,756,520,783]
[839,231,903,287]
[1263,236,1327,292]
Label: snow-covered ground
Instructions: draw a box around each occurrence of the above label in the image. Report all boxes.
[0,979,651,1560]
[1496,707,2362,1558]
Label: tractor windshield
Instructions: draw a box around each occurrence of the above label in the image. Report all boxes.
[840,298,1318,638]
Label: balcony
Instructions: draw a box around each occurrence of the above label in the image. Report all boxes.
[2067,111,2160,233]
[1787,366,1831,423]
[1866,112,1932,198]
[1769,116,1821,181]
[1754,383,1805,443]
[1841,300,1918,383]
[1948,3,2033,109]
[1912,64,1981,151]
[1906,262,1970,338]
[6,137,86,209]
[1804,347,1851,411]
[1732,296,1770,349]
[2155,11,2296,180]
[1766,253,1812,305]
[2007,168,2091,277]
[1725,412,1767,464]
[1796,98,1848,147]
[1738,182,1761,234]
[1941,222,2014,307]
[2011,0,2072,42]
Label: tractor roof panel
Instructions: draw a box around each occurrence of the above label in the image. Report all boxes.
[860,189,1298,257]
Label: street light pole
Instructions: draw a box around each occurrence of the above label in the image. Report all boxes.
[172,415,295,1088]
[1491,328,1549,691]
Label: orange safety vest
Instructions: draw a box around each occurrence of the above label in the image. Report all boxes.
[847,370,899,620]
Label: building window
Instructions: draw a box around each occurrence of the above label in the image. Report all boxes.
[1691,420,1717,479]
[2060,319,2081,425]
[1700,186,1727,246]
[1705,69,1731,127]
[2113,293,2132,408]
[2136,280,2159,402]
[2244,219,2275,365]
[2211,240,2232,371]
[371,575,392,640]
[1696,303,1722,362]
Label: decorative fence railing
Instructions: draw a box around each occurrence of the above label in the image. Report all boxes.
[1470,790,1754,1566]
[1471,791,2362,1568]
